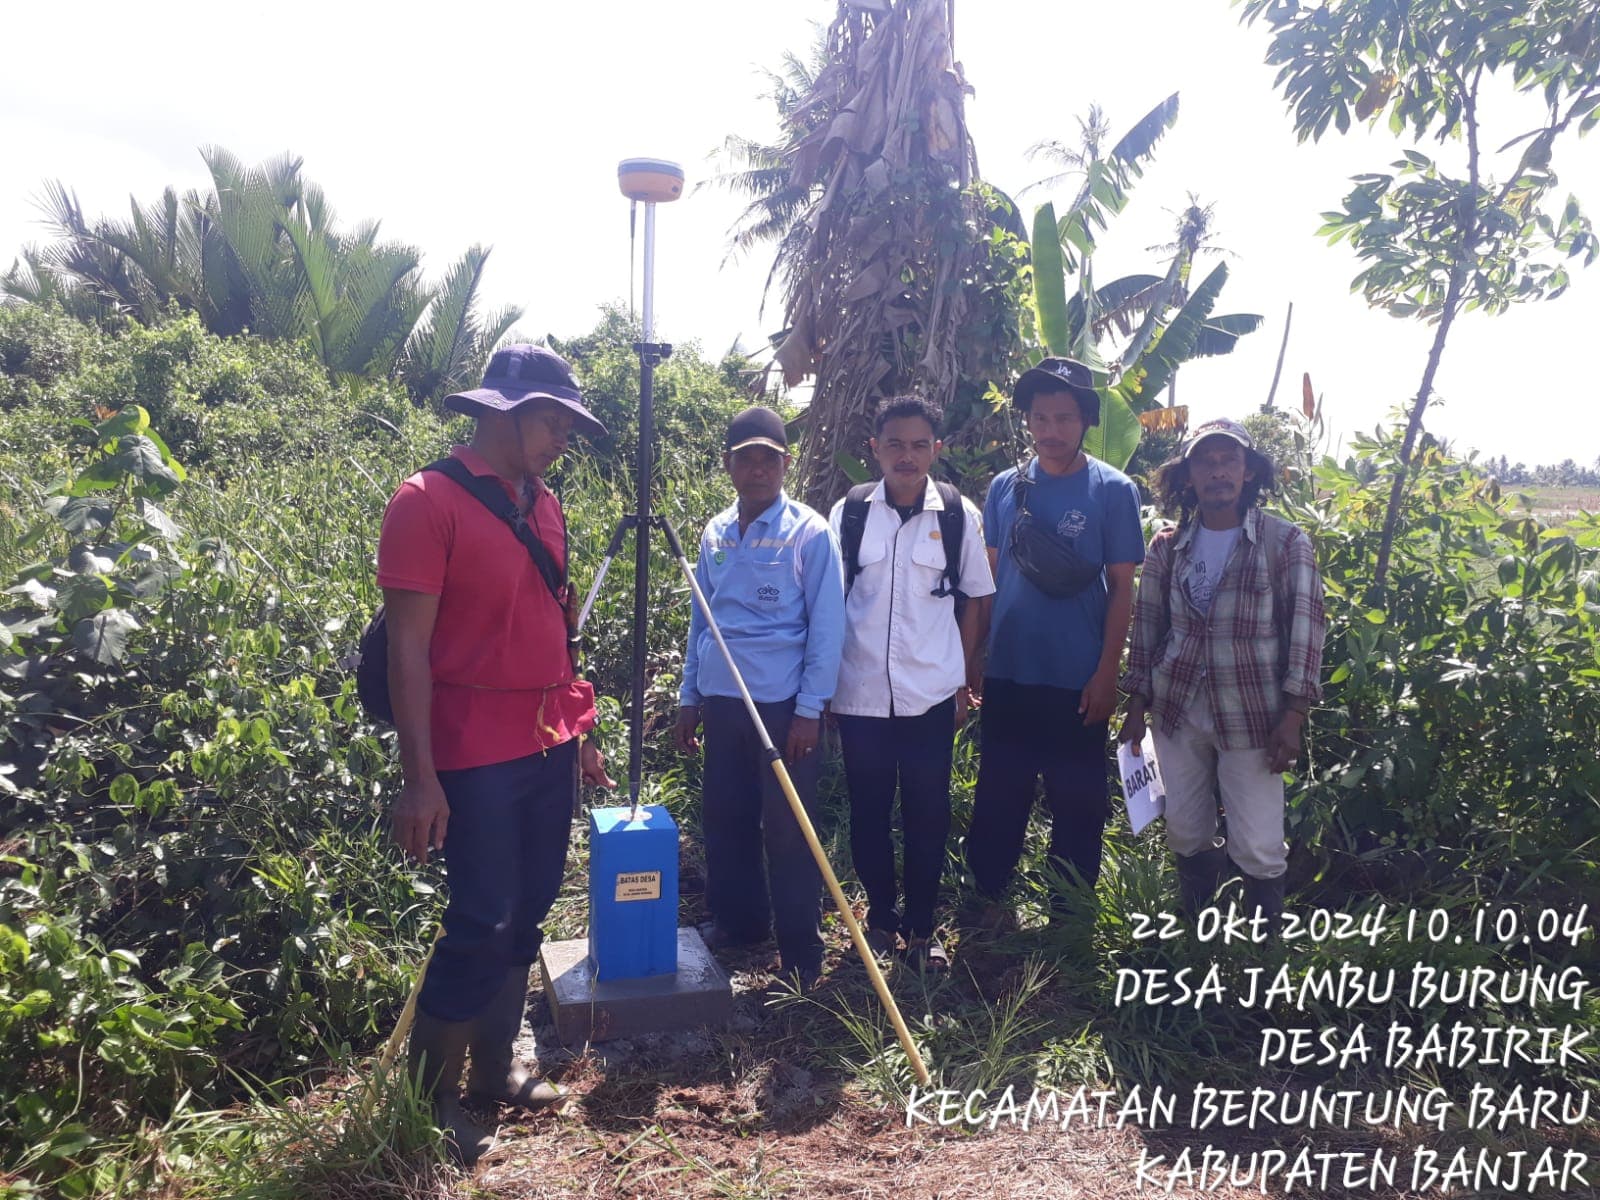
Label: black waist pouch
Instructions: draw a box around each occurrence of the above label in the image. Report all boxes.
[1008,476,1102,599]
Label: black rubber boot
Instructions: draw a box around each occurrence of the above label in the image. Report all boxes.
[466,968,567,1112]
[408,1009,493,1168]
[1240,872,1286,938]
[1175,841,1229,920]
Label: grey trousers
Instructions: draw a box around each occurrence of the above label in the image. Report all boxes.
[1153,693,1287,879]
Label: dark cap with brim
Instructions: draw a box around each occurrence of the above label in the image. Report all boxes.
[724,405,789,455]
[1013,356,1101,426]
[444,343,607,440]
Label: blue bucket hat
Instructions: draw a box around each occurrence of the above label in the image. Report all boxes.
[444,344,608,439]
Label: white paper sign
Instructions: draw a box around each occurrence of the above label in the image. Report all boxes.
[1118,734,1166,835]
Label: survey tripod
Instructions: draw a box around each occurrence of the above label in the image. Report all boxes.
[571,162,677,816]
[574,336,671,815]
[582,159,932,1085]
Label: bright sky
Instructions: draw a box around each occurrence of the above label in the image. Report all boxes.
[3,0,1596,468]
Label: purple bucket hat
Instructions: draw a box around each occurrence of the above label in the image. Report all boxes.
[444,344,608,440]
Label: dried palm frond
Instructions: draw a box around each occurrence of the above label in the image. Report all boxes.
[756,0,1019,507]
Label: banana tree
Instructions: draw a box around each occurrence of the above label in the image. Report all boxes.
[1029,183,1261,466]
[1110,260,1252,405]
[1025,96,1176,469]
[1032,236,1262,468]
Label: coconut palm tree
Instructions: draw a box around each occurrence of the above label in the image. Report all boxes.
[1023,105,1115,198]
[703,35,832,295]
[1137,196,1261,407]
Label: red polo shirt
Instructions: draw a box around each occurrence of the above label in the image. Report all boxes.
[376,445,595,771]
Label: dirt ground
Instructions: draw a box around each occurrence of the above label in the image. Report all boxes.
[382,891,1594,1200]
[453,950,1435,1200]
[472,979,1191,1200]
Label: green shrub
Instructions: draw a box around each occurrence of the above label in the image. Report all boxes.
[1,311,450,472]
[1278,418,1600,892]
[0,303,93,408]
[0,312,754,1192]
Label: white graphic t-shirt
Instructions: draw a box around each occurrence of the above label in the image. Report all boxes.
[1184,523,1242,615]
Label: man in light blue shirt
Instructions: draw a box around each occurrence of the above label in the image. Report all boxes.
[674,406,845,987]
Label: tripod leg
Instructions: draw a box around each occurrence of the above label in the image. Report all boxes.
[655,518,933,1088]
[576,515,635,634]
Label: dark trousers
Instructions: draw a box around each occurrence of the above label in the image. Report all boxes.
[418,740,577,1022]
[965,678,1109,908]
[701,695,823,974]
[836,697,956,939]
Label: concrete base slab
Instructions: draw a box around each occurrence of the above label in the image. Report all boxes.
[541,928,733,1046]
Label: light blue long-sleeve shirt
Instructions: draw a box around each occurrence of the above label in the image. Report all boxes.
[679,491,845,719]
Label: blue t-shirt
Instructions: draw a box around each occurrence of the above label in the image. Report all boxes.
[983,456,1145,690]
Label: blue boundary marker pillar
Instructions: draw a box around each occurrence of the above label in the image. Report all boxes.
[587,805,679,981]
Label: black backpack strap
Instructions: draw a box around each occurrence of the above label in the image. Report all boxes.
[839,482,876,592]
[1012,468,1032,516]
[423,458,568,606]
[932,480,965,598]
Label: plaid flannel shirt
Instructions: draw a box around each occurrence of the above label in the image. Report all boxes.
[1121,507,1325,751]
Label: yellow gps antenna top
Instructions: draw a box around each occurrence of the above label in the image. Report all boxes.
[617,158,684,204]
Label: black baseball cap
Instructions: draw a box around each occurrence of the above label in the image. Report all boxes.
[724,406,789,454]
[444,344,608,440]
[1013,356,1101,426]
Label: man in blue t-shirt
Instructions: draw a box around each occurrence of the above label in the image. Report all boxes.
[966,357,1144,922]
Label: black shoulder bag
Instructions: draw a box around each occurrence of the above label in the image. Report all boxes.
[1007,470,1103,600]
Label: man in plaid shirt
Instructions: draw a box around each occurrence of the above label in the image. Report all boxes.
[1119,418,1325,925]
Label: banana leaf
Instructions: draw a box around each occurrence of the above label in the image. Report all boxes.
[1128,262,1232,402]
[1082,387,1142,471]
[1031,202,1069,356]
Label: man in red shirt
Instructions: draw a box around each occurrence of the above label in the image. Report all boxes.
[378,344,614,1162]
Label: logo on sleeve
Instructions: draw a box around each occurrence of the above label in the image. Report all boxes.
[756,584,781,603]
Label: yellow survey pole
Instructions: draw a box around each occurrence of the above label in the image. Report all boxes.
[662,520,934,1088]
[362,924,442,1117]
